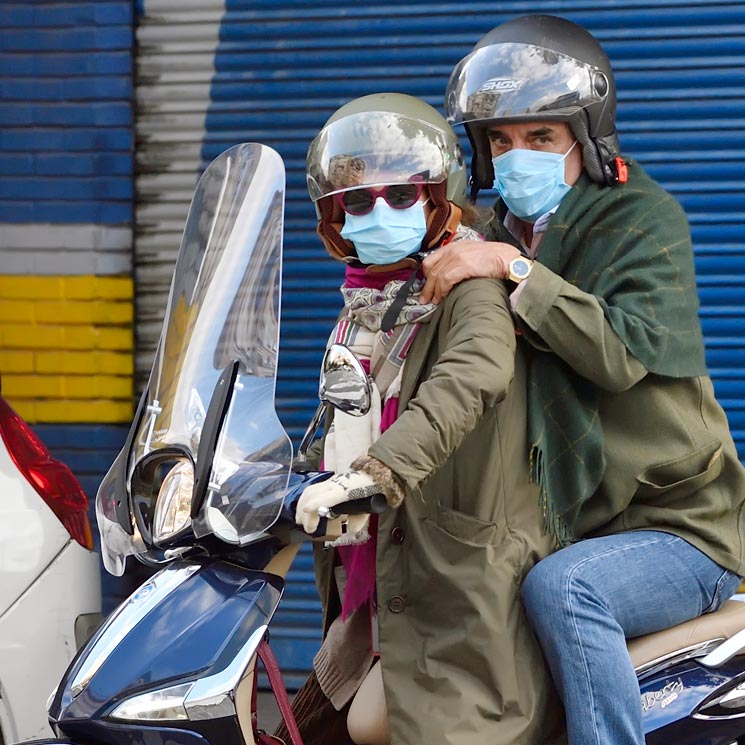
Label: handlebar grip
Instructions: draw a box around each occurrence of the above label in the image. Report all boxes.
[313,517,328,538]
[325,492,388,518]
[310,493,388,538]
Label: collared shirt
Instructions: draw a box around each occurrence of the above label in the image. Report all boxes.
[503,207,557,308]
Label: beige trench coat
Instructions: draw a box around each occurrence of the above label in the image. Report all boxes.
[314,277,566,745]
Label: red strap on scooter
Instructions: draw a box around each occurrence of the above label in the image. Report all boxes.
[255,638,304,745]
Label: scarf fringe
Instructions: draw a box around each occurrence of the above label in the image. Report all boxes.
[529,443,574,548]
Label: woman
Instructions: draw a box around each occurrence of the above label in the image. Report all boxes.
[281,93,565,745]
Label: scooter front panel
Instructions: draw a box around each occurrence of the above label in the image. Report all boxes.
[50,561,282,733]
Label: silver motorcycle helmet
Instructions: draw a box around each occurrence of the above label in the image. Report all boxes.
[445,14,622,195]
[306,92,467,261]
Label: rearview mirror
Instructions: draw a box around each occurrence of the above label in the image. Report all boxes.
[319,343,371,417]
[296,344,373,467]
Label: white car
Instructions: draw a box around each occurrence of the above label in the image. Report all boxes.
[0,391,101,744]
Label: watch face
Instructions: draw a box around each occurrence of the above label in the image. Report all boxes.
[512,258,531,279]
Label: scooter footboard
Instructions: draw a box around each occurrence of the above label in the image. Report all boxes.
[49,560,284,745]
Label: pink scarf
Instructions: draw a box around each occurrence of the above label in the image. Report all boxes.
[335,265,419,619]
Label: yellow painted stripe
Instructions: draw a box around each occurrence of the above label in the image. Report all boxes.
[0,351,34,374]
[2,375,132,400]
[0,275,133,300]
[0,275,134,423]
[13,400,135,424]
[2,324,133,351]
[0,351,133,376]
[0,300,133,325]
[37,351,134,376]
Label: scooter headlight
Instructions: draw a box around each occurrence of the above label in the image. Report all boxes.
[109,682,193,722]
[153,460,194,545]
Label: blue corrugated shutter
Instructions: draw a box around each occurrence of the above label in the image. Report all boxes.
[136,0,745,686]
[0,2,133,226]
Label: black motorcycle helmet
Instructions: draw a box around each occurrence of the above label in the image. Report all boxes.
[445,15,622,197]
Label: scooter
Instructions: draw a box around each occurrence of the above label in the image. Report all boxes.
[27,143,745,745]
[36,143,379,745]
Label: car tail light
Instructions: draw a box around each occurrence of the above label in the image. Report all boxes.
[0,397,93,549]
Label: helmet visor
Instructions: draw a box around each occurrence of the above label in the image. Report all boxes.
[446,42,607,126]
[307,111,454,201]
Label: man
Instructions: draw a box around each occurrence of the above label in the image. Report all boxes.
[421,14,745,745]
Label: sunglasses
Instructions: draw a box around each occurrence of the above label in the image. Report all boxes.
[334,182,424,216]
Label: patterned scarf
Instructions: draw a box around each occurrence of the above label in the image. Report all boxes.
[331,273,439,401]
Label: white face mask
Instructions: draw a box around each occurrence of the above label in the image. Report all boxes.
[492,141,577,221]
[340,198,428,265]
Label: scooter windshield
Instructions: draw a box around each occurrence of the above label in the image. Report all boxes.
[96,144,292,575]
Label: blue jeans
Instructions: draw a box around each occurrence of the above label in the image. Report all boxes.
[521,530,741,745]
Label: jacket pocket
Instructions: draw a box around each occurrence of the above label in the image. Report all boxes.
[635,439,723,502]
[433,507,500,547]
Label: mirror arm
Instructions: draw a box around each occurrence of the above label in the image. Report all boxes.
[296,401,326,465]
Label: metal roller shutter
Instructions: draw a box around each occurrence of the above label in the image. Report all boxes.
[135,0,745,686]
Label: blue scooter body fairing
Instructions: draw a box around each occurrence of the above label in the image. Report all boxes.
[642,657,745,744]
[48,560,283,745]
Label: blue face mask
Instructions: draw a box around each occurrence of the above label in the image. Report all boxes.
[492,142,577,222]
[340,198,427,265]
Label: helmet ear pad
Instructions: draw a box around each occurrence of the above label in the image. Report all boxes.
[315,183,462,263]
[569,110,620,185]
[422,181,462,250]
[464,124,495,196]
[316,195,356,262]
[569,111,605,185]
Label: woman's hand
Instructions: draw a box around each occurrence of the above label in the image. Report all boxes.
[295,470,380,534]
[420,240,521,304]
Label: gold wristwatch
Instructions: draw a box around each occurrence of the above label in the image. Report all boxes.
[508,256,534,284]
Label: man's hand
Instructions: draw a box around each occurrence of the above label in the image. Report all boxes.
[420,240,521,304]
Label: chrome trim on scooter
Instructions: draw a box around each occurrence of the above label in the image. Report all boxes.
[694,706,745,721]
[184,625,267,720]
[634,640,725,680]
[693,682,745,720]
[701,628,745,668]
[70,563,201,697]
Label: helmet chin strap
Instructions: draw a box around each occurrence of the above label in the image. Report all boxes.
[363,255,420,273]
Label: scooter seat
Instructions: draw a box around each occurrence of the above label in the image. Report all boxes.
[628,599,745,672]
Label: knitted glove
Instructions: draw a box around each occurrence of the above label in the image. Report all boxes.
[295,470,382,535]
[350,455,405,509]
